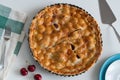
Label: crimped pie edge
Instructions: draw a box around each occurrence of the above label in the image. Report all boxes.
[28,3,103,76]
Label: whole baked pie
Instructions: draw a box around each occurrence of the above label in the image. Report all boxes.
[29,4,102,76]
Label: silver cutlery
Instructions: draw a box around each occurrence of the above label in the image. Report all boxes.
[0,27,11,70]
[99,0,120,42]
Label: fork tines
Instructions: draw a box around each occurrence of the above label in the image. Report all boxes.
[4,27,11,39]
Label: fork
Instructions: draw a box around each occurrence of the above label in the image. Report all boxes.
[0,27,11,70]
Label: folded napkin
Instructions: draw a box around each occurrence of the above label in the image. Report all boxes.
[0,4,27,80]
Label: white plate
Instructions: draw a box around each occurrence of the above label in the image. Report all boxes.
[105,60,120,80]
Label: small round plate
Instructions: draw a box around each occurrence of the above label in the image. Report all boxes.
[99,53,120,80]
[105,60,120,80]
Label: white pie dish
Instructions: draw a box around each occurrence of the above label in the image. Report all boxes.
[105,60,120,80]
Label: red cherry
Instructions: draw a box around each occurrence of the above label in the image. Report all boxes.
[34,74,42,80]
[28,65,36,72]
[20,68,28,76]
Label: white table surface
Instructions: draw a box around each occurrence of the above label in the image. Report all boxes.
[0,0,120,80]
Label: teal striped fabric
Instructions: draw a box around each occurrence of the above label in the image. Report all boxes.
[0,4,26,55]
[0,4,26,79]
[0,5,24,34]
[14,42,22,55]
[0,4,11,18]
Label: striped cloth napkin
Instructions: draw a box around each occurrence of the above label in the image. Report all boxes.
[0,4,27,80]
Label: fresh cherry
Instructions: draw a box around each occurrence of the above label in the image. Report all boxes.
[34,74,42,80]
[28,65,36,72]
[20,68,28,76]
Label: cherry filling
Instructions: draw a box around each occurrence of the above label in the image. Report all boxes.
[76,55,80,59]
[53,23,59,29]
[71,44,75,50]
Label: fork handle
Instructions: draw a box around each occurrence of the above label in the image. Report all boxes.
[110,24,120,43]
[0,40,6,69]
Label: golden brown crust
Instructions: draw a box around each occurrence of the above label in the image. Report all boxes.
[29,4,102,76]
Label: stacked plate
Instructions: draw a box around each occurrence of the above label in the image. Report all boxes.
[99,54,120,80]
